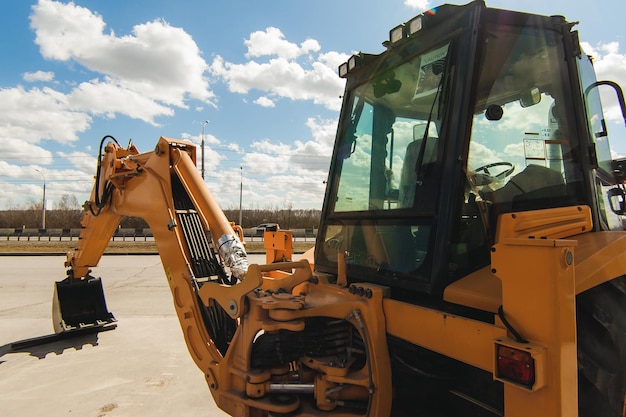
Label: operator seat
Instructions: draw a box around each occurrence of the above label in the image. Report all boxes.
[399,137,438,208]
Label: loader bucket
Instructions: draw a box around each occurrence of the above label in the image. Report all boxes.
[52,277,116,333]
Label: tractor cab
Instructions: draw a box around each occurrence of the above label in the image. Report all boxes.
[315,0,626,298]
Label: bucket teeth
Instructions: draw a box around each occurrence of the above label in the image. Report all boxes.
[52,276,116,333]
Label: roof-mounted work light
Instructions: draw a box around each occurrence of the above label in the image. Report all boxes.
[407,15,423,35]
[389,24,405,44]
[338,54,363,78]
[338,62,349,78]
[348,54,361,71]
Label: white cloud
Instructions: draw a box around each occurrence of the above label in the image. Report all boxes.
[0,160,93,209]
[180,130,222,147]
[254,96,276,108]
[468,141,499,169]
[30,0,106,61]
[178,131,235,180]
[0,86,91,146]
[5,1,347,210]
[0,181,42,210]
[318,51,351,71]
[56,150,98,174]
[30,0,215,112]
[175,117,333,210]
[211,26,348,111]
[206,133,226,147]
[288,139,332,173]
[404,0,431,11]
[243,151,287,176]
[264,118,333,163]
[211,54,346,111]
[502,142,525,159]
[0,138,53,165]
[0,0,223,175]
[67,78,174,125]
[306,116,338,148]
[245,27,320,59]
[238,117,333,202]
[23,70,55,82]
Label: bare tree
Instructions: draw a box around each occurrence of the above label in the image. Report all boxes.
[50,194,83,228]
[55,194,80,211]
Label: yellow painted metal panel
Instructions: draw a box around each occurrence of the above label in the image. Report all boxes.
[384,298,506,372]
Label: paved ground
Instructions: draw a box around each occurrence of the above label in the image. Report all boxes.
[0,254,265,417]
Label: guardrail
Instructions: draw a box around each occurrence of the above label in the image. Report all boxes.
[0,227,317,242]
[0,228,154,241]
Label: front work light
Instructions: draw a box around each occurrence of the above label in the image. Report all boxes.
[338,54,363,78]
[389,24,405,44]
[348,55,360,71]
[338,62,349,78]
[407,15,423,35]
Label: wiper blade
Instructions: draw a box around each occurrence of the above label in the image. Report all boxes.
[415,59,447,183]
[338,97,365,160]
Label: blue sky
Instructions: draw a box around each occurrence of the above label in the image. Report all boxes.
[0,0,625,212]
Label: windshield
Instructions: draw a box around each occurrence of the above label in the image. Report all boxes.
[319,43,450,282]
[465,24,585,219]
[334,43,449,212]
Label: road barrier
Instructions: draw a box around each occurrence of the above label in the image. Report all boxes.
[0,228,317,242]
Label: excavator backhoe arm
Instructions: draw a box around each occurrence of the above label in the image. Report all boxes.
[53,135,394,417]
[55,136,253,369]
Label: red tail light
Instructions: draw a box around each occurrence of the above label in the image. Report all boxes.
[496,344,535,388]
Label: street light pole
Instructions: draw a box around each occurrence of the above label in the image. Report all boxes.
[239,166,243,226]
[201,120,209,180]
[35,169,46,229]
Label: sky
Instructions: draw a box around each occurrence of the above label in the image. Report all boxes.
[0,0,625,212]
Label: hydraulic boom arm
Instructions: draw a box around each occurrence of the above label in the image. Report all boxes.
[55,136,395,417]
[58,136,253,368]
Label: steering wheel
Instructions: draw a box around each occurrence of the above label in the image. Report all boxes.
[473,162,515,186]
[325,237,343,250]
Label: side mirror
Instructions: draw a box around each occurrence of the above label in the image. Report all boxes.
[607,187,626,215]
[612,157,626,184]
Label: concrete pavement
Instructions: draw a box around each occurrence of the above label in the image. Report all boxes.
[0,254,265,417]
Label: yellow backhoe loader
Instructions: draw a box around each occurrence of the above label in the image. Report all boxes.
[51,1,626,416]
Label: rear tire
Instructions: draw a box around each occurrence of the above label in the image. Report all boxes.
[577,276,626,417]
